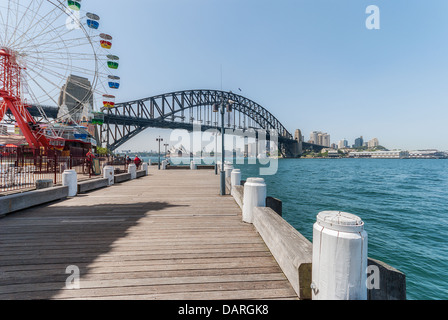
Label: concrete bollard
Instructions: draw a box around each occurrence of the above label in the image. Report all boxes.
[161,160,168,170]
[311,211,368,300]
[190,161,197,170]
[230,169,241,195]
[142,163,149,175]
[231,169,241,187]
[128,163,137,179]
[62,169,78,197]
[224,163,234,178]
[242,177,267,224]
[103,166,115,186]
[35,179,54,190]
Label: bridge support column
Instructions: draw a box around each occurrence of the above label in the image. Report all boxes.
[291,141,303,157]
[282,141,302,158]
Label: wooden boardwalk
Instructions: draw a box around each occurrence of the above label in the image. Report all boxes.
[0,169,297,300]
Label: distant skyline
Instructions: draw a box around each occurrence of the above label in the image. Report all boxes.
[83,0,448,152]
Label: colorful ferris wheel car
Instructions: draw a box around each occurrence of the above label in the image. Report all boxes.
[86,12,100,29]
[91,112,105,125]
[100,33,113,49]
[49,137,66,151]
[103,95,116,108]
[67,0,81,11]
[108,76,120,89]
[107,55,120,69]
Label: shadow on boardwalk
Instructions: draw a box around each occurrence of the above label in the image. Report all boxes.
[0,200,188,300]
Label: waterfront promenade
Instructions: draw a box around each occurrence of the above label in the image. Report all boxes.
[0,169,297,300]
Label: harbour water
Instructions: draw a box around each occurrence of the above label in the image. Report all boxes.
[235,158,448,300]
[145,156,448,300]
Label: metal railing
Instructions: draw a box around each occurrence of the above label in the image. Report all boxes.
[0,147,129,195]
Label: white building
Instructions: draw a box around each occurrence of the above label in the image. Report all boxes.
[321,134,330,147]
[310,131,319,144]
[310,131,330,147]
[409,150,445,159]
[338,139,348,149]
[368,138,379,149]
[350,150,409,159]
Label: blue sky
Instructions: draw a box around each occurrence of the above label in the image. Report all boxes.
[86,0,448,151]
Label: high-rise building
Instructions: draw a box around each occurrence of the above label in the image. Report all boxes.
[310,131,319,144]
[338,139,348,149]
[310,131,330,147]
[58,74,94,123]
[317,133,324,145]
[354,136,364,148]
[322,133,330,147]
[58,74,100,144]
[368,138,379,149]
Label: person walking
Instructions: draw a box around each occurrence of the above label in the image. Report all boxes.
[134,155,142,169]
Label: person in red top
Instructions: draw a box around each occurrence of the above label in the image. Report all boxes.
[86,150,95,175]
[86,150,95,159]
[134,155,142,169]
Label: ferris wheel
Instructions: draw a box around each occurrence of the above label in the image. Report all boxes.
[0,0,121,149]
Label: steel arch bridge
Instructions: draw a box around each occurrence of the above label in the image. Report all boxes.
[100,89,296,153]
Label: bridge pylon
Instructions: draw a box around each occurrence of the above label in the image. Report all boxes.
[282,129,303,158]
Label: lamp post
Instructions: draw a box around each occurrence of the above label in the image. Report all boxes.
[214,131,218,175]
[156,136,163,170]
[213,93,235,196]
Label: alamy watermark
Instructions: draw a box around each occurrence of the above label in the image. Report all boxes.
[367,265,381,290]
[65,8,81,30]
[366,4,380,30]
[169,123,279,176]
[65,265,80,290]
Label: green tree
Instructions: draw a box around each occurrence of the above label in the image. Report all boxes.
[96,147,110,156]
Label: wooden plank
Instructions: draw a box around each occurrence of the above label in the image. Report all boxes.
[0,169,298,300]
[0,266,283,285]
[1,282,297,300]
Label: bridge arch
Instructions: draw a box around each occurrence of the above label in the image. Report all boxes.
[101,89,293,151]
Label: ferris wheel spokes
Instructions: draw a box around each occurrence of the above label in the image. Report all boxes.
[0,0,121,148]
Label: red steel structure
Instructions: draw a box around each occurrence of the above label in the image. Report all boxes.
[0,48,49,149]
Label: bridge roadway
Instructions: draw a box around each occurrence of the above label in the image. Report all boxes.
[0,169,297,300]
[11,104,325,155]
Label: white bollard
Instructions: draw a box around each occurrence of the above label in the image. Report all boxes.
[142,163,149,175]
[103,166,115,186]
[224,164,233,178]
[161,160,168,170]
[62,169,78,197]
[311,211,368,300]
[242,177,266,224]
[128,163,137,179]
[231,169,241,187]
[230,169,241,195]
[190,161,197,170]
